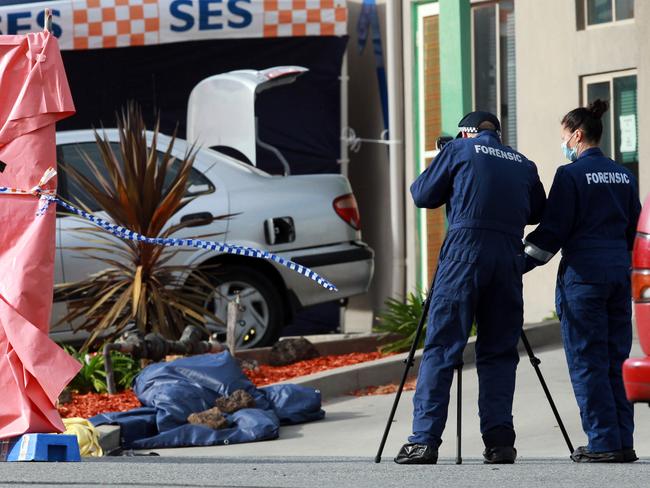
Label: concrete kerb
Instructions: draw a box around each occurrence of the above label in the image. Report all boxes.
[96,320,561,455]
[96,424,121,456]
[272,320,562,400]
[233,332,402,364]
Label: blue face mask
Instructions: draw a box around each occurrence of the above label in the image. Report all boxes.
[561,132,578,161]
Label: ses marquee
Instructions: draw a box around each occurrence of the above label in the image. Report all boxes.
[0,0,348,50]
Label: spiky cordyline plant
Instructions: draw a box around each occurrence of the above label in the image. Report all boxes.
[55,103,222,350]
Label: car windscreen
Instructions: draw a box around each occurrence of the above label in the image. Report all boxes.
[57,141,215,213]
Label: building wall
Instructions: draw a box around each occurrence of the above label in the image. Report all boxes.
[345,0,648,328]
[516,0,649,322]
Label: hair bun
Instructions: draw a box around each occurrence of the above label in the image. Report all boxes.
[587,99,609,119]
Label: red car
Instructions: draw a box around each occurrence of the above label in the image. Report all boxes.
[625,195,650,403]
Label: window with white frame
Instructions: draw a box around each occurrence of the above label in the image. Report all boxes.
[586,0,634,26]
[471,0,516,148]
[582,70,638,178]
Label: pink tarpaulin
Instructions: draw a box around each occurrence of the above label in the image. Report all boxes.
[0,31,80,439]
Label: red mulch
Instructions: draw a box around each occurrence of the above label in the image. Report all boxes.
[58,391,141,419]
[58,351,390,418]
[243,351,388,386]
[351,378,417,397]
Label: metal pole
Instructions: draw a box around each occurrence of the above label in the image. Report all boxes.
[374,286,434,463]
[386,0,406,300]
[521,330,574,454]
[455,363,463,464]
[226,293,240,358]
[103,343,121,395]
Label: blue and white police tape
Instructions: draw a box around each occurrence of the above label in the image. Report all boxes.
[0,167,58,216]
[0,169,338,292]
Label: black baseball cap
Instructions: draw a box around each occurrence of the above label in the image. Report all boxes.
[456,111,501,138]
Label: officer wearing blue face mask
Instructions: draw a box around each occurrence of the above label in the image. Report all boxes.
[524,99,641,463]
[395,111,546,465]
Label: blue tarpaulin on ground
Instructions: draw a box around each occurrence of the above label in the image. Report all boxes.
[90,352,325,449]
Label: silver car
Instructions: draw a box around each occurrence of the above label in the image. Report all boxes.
[52,130,374,348]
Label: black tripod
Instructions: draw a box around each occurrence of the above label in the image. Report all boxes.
[374,287,574,463]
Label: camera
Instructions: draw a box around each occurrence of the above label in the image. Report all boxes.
[436,136,453,151]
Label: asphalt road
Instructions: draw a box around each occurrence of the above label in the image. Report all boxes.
[0,457,648,488]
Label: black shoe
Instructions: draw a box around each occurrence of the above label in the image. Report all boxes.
[570,446,624,463]
[394,443,438,465]
[483,446,517,464]
[622,448,638,463]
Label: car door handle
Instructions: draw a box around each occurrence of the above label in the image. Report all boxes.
[180,212,214,227]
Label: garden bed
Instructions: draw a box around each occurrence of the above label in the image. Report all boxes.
[58,391,141,419]
[58,351,389,419]
[245,351,386,386]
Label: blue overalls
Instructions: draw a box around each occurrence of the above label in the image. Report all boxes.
[525,147,641,453]
[409,131,546,448]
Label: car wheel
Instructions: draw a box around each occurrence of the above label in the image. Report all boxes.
[203,265,285,349]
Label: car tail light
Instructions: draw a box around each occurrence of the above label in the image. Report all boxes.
[333,194,361,230]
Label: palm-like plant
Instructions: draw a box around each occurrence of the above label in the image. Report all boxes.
[55,103,221,350]
[375,290,476,353]
[375,290,428,353]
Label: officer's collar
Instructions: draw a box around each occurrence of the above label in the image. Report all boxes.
[476,129,501,140]
[577,147,603,159]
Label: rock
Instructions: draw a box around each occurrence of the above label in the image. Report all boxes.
[268,337,320,366]
[237,358,259,371]
[215,389,255,413]
[187,407,228,430]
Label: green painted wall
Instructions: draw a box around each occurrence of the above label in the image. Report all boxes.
[439,0,472,136]
[411,0,472,290]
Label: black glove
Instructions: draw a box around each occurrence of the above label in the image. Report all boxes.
[524,254,543,274]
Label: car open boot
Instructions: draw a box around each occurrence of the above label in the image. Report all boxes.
[622,448,638,463]
[570,446,624,463]
[483,446,517,464]
[394,443,438,465]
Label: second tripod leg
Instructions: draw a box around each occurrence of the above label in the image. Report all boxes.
[456,363,463,465]
[521,331,574,454]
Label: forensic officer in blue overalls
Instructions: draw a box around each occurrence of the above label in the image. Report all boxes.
[524,100,641,463]
[395,111,546,465]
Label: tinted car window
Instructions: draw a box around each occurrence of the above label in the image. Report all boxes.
[57,142,214,212]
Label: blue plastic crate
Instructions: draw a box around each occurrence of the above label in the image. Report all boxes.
[0,434,80,462]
